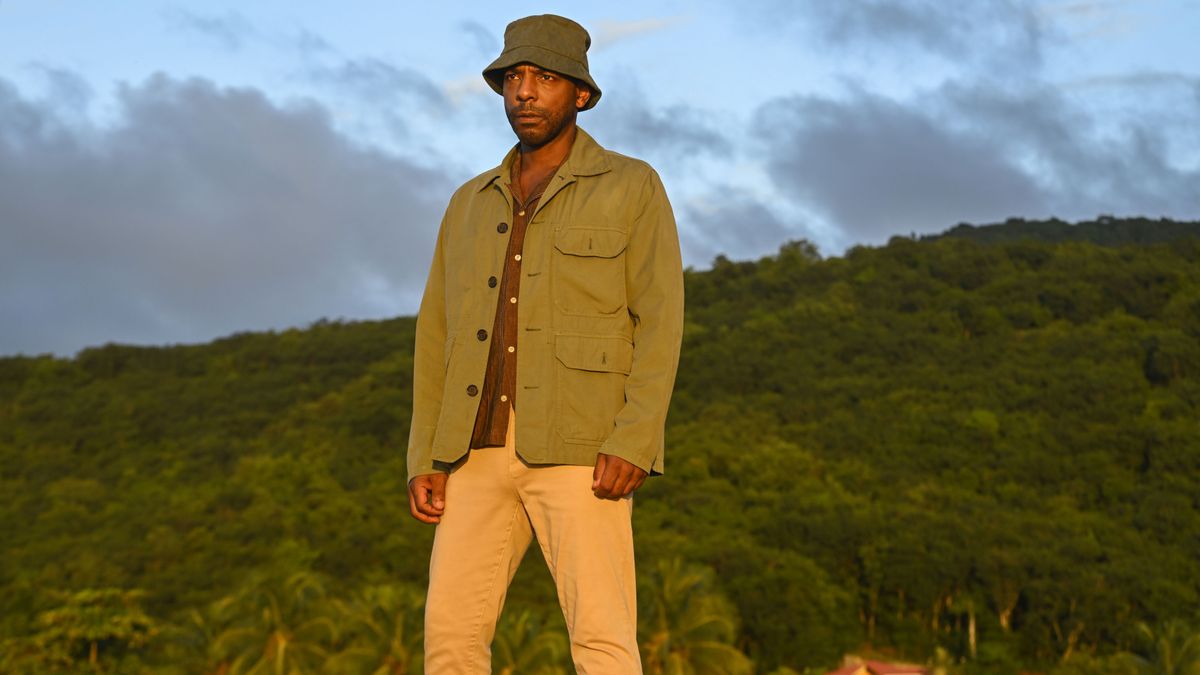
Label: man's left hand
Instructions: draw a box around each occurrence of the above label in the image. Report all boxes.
[592,453,647,499]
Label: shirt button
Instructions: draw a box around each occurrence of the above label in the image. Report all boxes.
[509,297,517,304]
[466,384,478,396]
[488,276,497,288]
[497,222,508,233]
[514,254,521,262]
[507,346,515,353]
[476,329,487,341]
[500,394,508,402]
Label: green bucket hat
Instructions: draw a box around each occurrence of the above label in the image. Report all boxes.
[482,14,601,111]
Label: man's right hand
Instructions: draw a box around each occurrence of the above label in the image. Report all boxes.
[408,473,448,524]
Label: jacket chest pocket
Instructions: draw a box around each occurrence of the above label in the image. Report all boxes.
[552,226,627,316]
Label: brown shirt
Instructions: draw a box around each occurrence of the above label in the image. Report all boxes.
[469,152,563,448]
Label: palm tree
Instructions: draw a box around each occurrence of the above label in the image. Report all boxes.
[30,587,157,669]
[639,557,753,675]
[323,582,425,675]
[1123,621,1200,675]
[491,607,571,675]
[159,605,231,675]
[209,570,339,675]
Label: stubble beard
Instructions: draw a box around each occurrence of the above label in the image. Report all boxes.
[507,104,574,149]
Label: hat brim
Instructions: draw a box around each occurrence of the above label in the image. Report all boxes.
[482,45,601,111]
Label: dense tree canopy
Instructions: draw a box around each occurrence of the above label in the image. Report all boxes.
[2,217,1198,673]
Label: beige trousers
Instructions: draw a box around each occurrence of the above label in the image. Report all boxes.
[424,409,642,674]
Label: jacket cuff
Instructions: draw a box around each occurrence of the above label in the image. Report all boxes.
[597,441,654,475]
[407,454,438,484]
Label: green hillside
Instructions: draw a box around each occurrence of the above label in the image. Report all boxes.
[928,215,1200,246]
[2,220,1199,673]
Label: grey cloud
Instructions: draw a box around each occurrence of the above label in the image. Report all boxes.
[459,20,500,55]
[26,65,93,113]
[0,79,55,148]
[679,191,808,266]
[163,8,257,50]
[294,29,335,56]
[1063,71,1200,90]
[745,0,1044,72]
[308,58,446,108]
[756,82,1200,243]
[757,91,1047,241]
[304,58,448,141]
[1043,1,1121,14]
[587,87,732,163]
[941,83,1200,216]
[0,74,452,356]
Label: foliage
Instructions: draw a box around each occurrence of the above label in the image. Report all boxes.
[1122,621,1200,675]
[929,216,1200,247]
[0,588,156,673]
[639,557,753,675]
[492,608,571,675]
[323,582,425,675]
[2,219,1199,673]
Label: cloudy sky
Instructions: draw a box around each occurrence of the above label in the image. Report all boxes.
[2,0,1198,356]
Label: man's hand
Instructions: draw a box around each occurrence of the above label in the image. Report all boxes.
[592,453,647,499]
[408,473,448,524]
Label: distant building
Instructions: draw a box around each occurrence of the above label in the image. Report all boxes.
[827,658,929,675]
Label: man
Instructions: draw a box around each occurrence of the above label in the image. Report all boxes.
[406,14,684,674]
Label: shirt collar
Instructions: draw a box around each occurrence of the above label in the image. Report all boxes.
[477,126,611,192]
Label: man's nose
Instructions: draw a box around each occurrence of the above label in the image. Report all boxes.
[516,76,536,101]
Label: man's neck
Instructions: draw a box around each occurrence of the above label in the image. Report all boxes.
[518,123,577,176]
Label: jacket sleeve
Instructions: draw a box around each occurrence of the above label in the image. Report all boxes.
[598,168,684,474]
[407,209,450,481]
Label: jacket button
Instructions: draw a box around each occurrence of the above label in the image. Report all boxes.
[476,329,487,341]
[488,276,497,288]
[466,384,479,396]
[497,222,509,233]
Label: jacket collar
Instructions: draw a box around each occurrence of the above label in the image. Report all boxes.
[476,126,611,193]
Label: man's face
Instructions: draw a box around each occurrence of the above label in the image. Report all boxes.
[503,64,591,148]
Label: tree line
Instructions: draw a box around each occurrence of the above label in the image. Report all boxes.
[1,217,1198,673]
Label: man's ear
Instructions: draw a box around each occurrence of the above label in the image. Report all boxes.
[575,85,592,110]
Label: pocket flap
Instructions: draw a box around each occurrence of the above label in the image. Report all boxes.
[554,227,627,258]
[555,334,633,374]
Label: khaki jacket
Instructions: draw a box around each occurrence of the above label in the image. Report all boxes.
[407,128,684,480]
